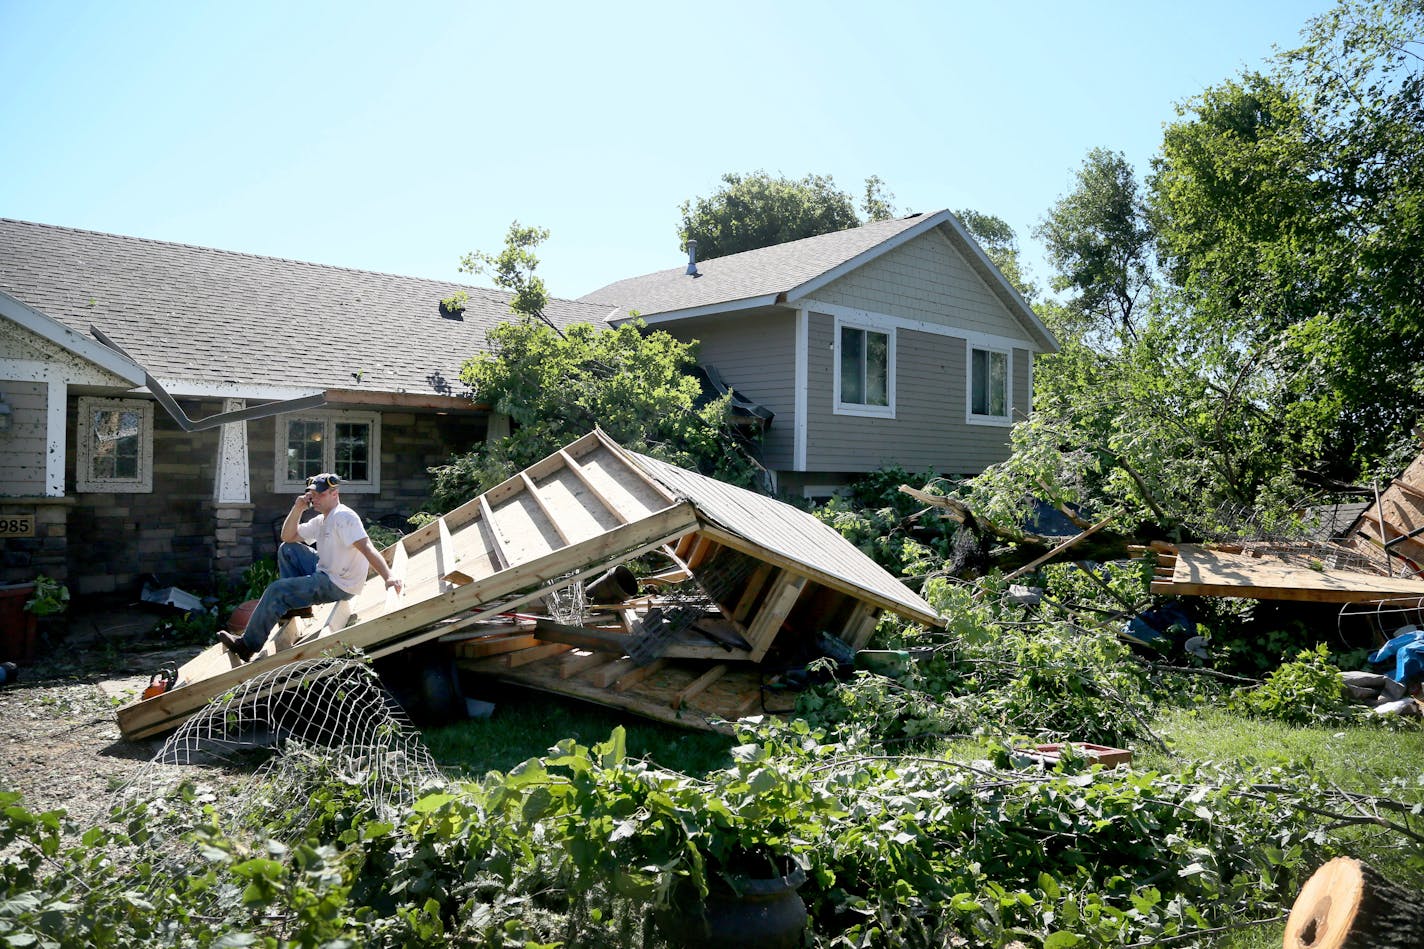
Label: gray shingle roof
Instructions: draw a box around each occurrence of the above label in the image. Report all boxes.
[0,219,614,398]
[579,213,934,320]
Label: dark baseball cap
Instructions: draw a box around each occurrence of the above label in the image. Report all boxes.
[306,473,341,493]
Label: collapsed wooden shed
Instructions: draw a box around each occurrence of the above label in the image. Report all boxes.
[117,430,940,740]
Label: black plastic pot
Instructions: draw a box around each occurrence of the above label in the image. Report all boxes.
[653,862,807,948]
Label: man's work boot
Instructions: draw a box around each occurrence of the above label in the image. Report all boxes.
[217,630,256,662]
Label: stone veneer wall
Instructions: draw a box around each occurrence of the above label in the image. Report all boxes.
[0,498,72,586]
[65,398,222,596]
[3,400,488,599]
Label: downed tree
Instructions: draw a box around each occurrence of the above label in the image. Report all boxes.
[898,484,1142,575]
[1284,856,1424,949]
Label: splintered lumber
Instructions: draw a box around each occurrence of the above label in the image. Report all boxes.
[1152,544,1424,603]
[1284,857,1424,949]
[450,634,541,660]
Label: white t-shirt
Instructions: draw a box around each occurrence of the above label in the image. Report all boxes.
[297,504,371,596]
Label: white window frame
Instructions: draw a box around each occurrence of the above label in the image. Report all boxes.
[833,316,895,418]
[966,344,1013,427]
[273,409,382,494]
[77,397,154,493]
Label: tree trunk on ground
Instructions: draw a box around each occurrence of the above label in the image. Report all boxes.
[1284,856,1424,949]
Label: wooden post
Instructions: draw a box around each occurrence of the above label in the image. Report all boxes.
[1284,856,1424,948]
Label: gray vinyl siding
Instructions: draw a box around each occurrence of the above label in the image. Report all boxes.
[0,381,47,495]
[810,229,1030,341]
[658,308,798,470]
[804,319,1018,476]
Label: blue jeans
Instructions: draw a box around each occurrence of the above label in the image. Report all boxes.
[240,542,353,652]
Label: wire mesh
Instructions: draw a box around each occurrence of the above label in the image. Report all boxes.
[123,657,446,830]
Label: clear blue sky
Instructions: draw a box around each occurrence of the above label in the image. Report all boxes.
[0,1,1334,300]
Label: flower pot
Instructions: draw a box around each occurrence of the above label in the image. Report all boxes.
[653,862,807,949]
[226,598,260,633]
[0,583,39,662]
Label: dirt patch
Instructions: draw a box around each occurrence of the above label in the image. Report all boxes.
[0,606,213,827]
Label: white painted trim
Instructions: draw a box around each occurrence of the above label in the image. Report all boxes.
[214,399,251,504]
[831,315,895,419]
[44,380,66,497]
[76,396,155,493]
[273,408,382,494]
[1027,352,1035,415]
[800,298,1032,353]
[148,378,323,401]
[0,290,145,385]
[786,211,952,303]
[965,342,1014,428]
[0,357,136,388]
[793,307,808,472]
[606,293,782,326]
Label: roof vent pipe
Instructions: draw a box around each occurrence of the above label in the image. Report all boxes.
[685,239,700,277]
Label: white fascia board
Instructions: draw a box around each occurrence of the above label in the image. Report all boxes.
[605,293,783,327]
[0,357,134,388]
[783,211,953,305]
[794,307,808,471]
[0,290,145,385]
[799,299,1032,353]
[146,378,325,401]
[936,214,1060,354]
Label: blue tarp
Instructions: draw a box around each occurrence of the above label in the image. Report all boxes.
[1368,628,1424,686]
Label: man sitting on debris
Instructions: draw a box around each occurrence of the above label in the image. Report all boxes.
[218,473,402,662]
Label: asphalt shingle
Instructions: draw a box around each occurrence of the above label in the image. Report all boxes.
[0,219,615,398]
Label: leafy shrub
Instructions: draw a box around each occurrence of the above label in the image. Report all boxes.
[1228,644,1357,726]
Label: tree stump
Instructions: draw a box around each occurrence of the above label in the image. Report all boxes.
[1284,856,1424,949]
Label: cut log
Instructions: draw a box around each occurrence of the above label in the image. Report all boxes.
[1284,856,1424,949]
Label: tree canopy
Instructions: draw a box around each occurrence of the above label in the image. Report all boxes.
[428,225,764,511]
[677,171,892,260]
[973,0,1424,540]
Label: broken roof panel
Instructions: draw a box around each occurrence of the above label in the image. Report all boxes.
[117,429,940,739]
[631,450,937,625]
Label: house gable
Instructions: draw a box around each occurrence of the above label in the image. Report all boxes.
[804,226,1033,344]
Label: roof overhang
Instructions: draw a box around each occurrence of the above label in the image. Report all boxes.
[0,289,145,385]
[607,293,784,327]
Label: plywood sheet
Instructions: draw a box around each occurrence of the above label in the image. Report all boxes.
[1151,544,1424,603]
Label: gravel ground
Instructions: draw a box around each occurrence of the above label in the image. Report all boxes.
[0,605,206,827]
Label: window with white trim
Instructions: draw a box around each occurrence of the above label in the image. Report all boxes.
[835,320,894,417]
[968,346,1011,424]
[274,410,381,493]
[77,397,154,493]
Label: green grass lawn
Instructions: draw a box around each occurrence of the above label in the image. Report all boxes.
[420,684,735,779]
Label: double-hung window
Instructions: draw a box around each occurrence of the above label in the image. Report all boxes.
[274,410,381,493]
[968,346,1011,424]
[835,319,894,417]
[77,397,154,492]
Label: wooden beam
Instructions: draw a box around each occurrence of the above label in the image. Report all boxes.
[507,642,573,668]
[452,633,541,659]
[611,658,667,693]
[436,517,472,587]
[671,664,727,709]
[533,620,631,654]
[322,388,482,412]
[745,572,807,662]
[1002,517,1113,583]
[588,657,640,688]
[558,649,612,679]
